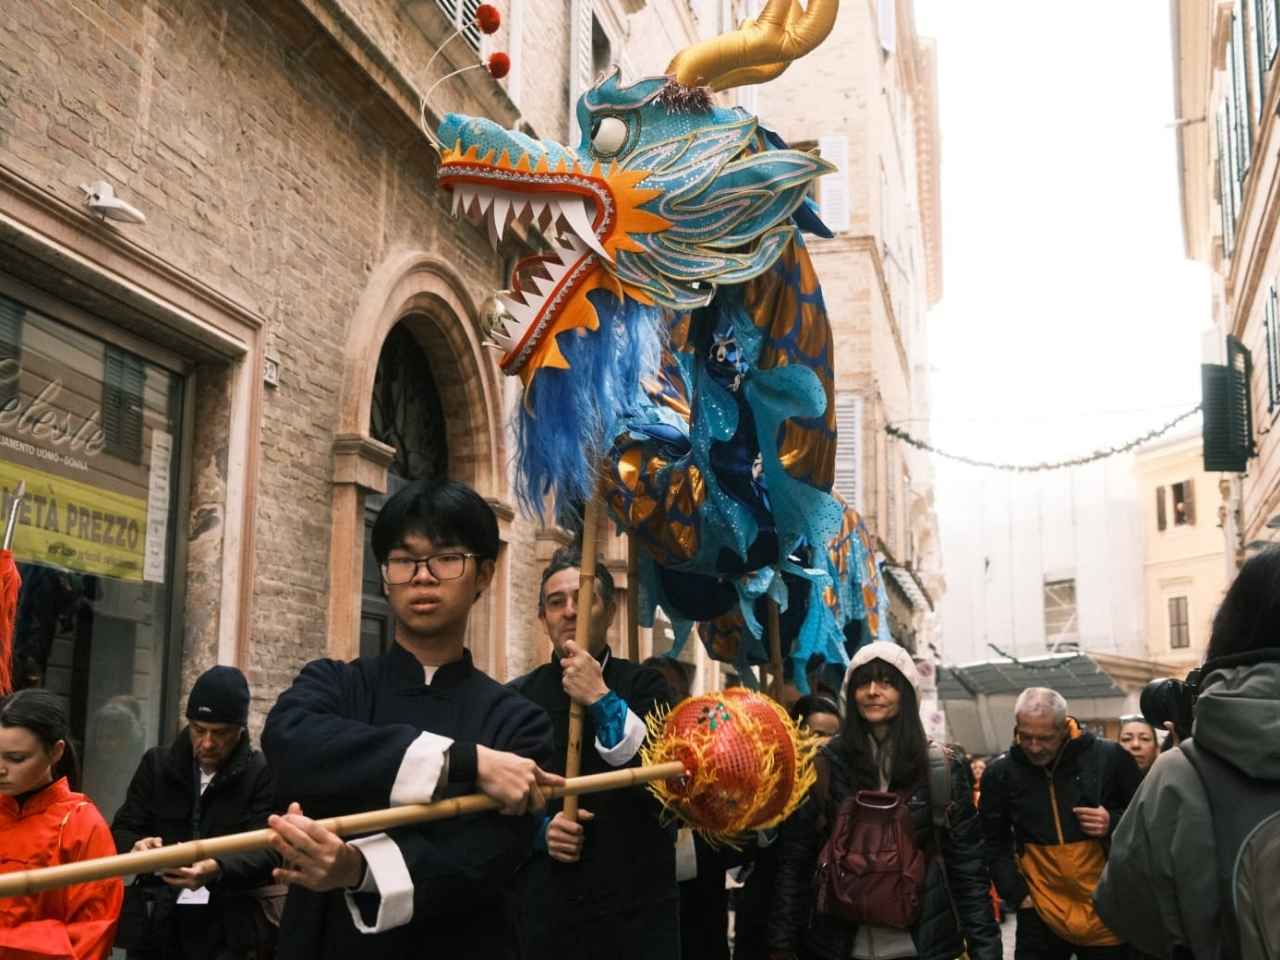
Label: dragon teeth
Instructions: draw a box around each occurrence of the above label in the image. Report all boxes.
[554,198,610,262]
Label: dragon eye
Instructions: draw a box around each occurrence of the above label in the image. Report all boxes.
[591,116,628,156]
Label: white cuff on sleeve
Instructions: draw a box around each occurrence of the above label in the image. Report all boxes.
[344,833,414,933]
[389,731,453,805]
[595,707,646,767]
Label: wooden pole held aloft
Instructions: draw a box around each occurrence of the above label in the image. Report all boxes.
[563,491,605,821]
[767,597,784,701]
[0,762,686,899]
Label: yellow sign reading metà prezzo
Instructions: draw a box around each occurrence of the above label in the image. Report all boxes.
[0,459,148,582]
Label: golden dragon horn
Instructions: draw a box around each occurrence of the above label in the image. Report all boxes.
[666,0,838,92]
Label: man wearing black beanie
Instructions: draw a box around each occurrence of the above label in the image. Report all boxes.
[112,666,280,960]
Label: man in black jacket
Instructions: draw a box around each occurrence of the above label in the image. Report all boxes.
[112,665,279,960]
[511,547,678,960]
[979,687,1141,960]
[260,479,560,960]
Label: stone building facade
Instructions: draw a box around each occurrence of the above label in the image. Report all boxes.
[1171,0,1280,562]
[0,0,735,823]
[750,0,945,658]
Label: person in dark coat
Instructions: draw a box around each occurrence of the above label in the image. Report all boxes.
[735,694,841,960]
[112,666,280,960]
[511,547,678,960]
[769,642,1002,960]
[979,687,1141,960]
[260,479,559,960]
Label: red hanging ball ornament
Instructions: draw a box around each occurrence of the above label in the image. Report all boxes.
[475,4,501,34]
[487,52,511,79]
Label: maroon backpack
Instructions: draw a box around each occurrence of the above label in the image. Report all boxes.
[812,746,950,930]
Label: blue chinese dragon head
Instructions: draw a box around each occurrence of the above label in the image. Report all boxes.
[436,70,832,384]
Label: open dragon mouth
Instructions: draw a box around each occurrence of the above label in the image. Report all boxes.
[444,176,616,377]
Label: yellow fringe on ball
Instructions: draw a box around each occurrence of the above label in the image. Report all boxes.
[640,692,821,843]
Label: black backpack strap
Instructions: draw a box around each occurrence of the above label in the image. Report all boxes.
[1178,739,1280,960]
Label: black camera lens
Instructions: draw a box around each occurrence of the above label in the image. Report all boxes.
[1140,678,1195,740]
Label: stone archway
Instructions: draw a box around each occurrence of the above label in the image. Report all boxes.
[326,251,509,667]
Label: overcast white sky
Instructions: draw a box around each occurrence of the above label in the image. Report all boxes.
[914,1,1210,464]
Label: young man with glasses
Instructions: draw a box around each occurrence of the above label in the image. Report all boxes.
[509,546,678,960]
[979,687,1141,960]
[261,479,560,960]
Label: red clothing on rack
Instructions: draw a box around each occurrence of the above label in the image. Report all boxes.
[0,777,123,959]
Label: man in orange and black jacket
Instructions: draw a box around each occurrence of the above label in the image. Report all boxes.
[979,687,1141,960]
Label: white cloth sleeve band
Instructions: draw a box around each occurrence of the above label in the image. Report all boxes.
[389,731,454,806]
[344,833,414,933]
[594,707,646,767]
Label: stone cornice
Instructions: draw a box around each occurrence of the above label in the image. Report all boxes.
[0,161,261,360]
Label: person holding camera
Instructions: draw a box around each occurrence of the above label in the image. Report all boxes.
[1094,546,1280,959]
[978,687,1140,960]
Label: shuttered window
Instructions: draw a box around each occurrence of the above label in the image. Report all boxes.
[1168,596,1190,649]
[1217,106,1236,257]
[1156,485,1167,531]
[435,0,482,52]
[1259,0,1279,77]
[102,345,145,463]
[833,392,863,511]
[1265,286,1280,412]
[817,135,851,233]
[1231,9,1253,178]
[0,297,21,408]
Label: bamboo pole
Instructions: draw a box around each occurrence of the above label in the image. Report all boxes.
[625,535,640,663]
[767,597,784,701]
[0,762,686,899]
[563,491,604,821]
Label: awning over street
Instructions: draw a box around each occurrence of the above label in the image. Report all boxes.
[936,653,1130,756]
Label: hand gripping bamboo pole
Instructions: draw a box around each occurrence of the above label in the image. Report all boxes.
[562,491,604,821]
[0,762,686,899]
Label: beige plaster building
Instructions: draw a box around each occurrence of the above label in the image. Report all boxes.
[751,0,944,659]
[0,0,733,823]
[1134,429,1230,673]
[1171,0,1280,562]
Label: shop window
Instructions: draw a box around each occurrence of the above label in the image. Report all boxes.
[1171,479,1195,526]
[1,290,185,825]
[1169,595,1190,649]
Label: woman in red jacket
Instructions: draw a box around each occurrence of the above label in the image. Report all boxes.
[0,687,123,959]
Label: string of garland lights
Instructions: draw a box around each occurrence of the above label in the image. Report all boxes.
[885,404,1202,473]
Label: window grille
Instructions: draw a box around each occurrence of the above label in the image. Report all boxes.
[1043,578,1078,646]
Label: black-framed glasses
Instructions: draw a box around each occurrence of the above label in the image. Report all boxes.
[381,553,479,584]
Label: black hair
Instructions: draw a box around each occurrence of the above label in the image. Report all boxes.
[837,658,928,791]
[370,479,500,565]
[790,694,840,725]
[538,545,615,611]
[1206,546,1280,662]
[0,688,81,790]
[642,655,692,701]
